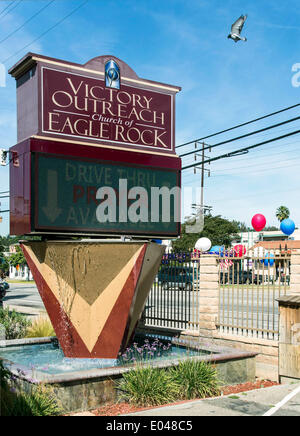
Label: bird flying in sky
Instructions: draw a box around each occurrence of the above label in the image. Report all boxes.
[228,15,248,42]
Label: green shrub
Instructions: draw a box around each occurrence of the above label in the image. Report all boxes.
[0,361,62,416]
[169,359,221,400]
[25,317,55,338]
[117,365,179,407]
[0,308,31,340]
[0,384,63,417]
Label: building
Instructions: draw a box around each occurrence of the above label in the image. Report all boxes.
[9,264,33,281]
[232,229,300,250]
[3,245,33,281]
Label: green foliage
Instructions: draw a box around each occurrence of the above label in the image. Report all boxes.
[0,307,32,340]
[0,360,11,389]
[8,246,27,268]
[229,221,278,233]
[0,235,41,251]
[117,365,180,407]
[173,214,240,252]
[117,359,222,407]
[0,257,8,279]
[231,220,251,232]
[276,206,290,223]
[0,362,62,416]
[0,235,22,250]
[25,317,55,338]
[0,235,41,276]
[169,359,221,400]
[0,242,8,278]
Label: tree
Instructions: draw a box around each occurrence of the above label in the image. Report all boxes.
[276,206,290,223]
[8,246,27,268]
[0,244,8,279]
[172,214,240,252]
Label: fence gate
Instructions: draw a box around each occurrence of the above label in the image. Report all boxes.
[144,251,200,331]
[217,247,291,340]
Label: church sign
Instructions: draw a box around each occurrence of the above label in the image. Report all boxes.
[41,67,173,152]
[9,54,181,237]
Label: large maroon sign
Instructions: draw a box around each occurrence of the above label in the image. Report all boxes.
[9,53,180,156]
[42,67,173,152]
[9,53,182,237]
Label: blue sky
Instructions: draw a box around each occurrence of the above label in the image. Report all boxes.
[0,0,300,235]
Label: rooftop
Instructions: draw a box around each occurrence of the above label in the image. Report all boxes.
[251,240,300,251]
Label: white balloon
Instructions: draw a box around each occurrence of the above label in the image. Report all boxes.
[195,237,211,252]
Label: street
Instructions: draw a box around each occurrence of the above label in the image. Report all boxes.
[3,282,282,339]
[3,282,45,314]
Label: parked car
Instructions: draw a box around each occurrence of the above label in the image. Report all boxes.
[220,270,262,285]
[0,282,7,306]
[0,281,9,291]
[157,266,196,291]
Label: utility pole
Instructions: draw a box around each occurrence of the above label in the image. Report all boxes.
[200,141,205,216]
[186,142,211,233]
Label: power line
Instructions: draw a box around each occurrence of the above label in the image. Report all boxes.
[1,0,89,64]
[211,147,300,172]
[182,133,300,169]
[182,129,300,171]
[176,102,300,149]
[179,115,300,158]
[0,0,55,45]
[0,0,17,17]
[184,155,300,184]
[0,0,21,19]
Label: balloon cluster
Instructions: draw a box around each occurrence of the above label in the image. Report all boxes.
[251,213,295,236]
[260,252,275,267]
[194,238,247,258]
[192,213,296,259]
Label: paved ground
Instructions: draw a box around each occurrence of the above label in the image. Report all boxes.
[3,282,45,317]
[123,383,300,416]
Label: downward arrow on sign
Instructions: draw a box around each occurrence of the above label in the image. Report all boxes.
[42,170,62,223]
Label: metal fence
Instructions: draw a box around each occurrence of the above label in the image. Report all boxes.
[144,251,201,331]
[216,247,291,340]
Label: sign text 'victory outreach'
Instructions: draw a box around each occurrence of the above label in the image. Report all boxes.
[42,68,173,152]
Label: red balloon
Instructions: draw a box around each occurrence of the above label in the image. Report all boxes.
[251,214,266,232]
[233,244,246,257]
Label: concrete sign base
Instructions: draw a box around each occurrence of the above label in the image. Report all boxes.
[21,240,164,359]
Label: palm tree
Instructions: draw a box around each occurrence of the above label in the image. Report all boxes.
[276,206,290,222]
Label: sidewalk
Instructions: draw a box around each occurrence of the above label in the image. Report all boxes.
[3,303,46,320]
[122,382,300,417]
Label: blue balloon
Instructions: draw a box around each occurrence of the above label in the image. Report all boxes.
[265,253,275,267]
[280,219,295,236]
[210,245,221,254]
[260,252,275,267]
[152,239,162,244]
